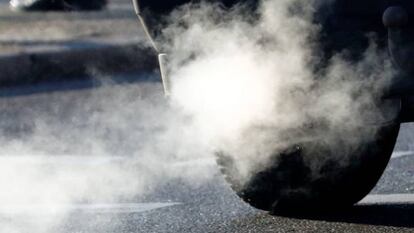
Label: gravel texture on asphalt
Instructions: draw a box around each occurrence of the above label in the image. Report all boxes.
[0,76,412,232]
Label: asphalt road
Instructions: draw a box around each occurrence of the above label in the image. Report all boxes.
[0,74,413,233]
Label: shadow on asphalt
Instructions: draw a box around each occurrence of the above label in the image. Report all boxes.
[0,72,160,98]
[284,204,414,228]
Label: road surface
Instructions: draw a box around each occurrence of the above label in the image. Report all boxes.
[0,74,413,233]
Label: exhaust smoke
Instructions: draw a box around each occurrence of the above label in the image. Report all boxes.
[162,0,397,181]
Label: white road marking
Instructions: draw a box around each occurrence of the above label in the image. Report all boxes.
[391,151,414,159]
[0,202,181,215]
[360,194,414,205]
[4,151,412,166]
[0,155,126,165]
[0,156,215,167]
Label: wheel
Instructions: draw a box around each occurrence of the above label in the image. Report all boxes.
[217,122,400,214]
[213,0,403,213]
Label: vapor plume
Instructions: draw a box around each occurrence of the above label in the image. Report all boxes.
[162,0,396,180]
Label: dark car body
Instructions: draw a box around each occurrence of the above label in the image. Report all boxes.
[138,0,414,59]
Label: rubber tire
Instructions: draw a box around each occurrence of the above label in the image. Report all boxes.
[217,123,400,214]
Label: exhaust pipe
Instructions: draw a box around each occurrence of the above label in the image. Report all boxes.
[131,0,171,96]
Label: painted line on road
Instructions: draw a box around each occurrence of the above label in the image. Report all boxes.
[0,156,216,167]
[5,151,412,166]
[391,151,414,159]
[0,155,126,166]
[0,202,181,215]
[360,194,414,205]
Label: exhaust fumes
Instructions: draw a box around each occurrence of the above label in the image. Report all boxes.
[160,0,397,181]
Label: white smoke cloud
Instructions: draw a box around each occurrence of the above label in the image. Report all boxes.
[161,0,397,180]
[0,82,214,232]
